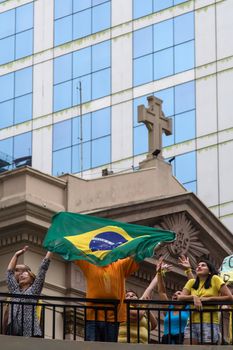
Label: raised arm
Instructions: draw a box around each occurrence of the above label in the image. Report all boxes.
[178,255,194,280]
[30,251,52,295]
[7,246,29,271]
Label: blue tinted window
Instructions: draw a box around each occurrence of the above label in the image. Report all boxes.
[0,73,14,103]
[15,29,33,60]
[154,0,173,11]
[92,0,108,5]
[134,55,153,86]
[154,19,173,51]
[54,81,72,112]
[174,12,194,45]
[14,94,32,124]
[92,136,110,167]
[73,47,91,78]
[73,9,91,40]
[15,67,32,97]
[175,110,195,143]
[175,151,196,183]
[72,75,91,104]
[175,41,194,73]
[53,119,72,151]
[54,0,72,19]
[183,180,196,193]
[155,87,174,117]
[72,113,91,145]
[54,16,72,46]
[175,81,195,114]
[92,68,110,100]
[0,137,13,160]
[154,47,173,80]
[14,132,31,159]
[92,107,110,139]
[134,26,153,58]
[92,41,110,71]
[0,36,14,65]
[72,142,91,172]
[134,125,148,155]
[92,2,110,33]
[0,100,14,128]
[73,0,91,12]
[133,0,152,19]
[54,53,72,84]
[0,10,15,39]
[16,3,33,32]
[53,148,71,175]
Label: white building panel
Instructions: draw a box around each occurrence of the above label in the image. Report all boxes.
[219,140,233,203]
[197,145,219,207]
[112,33,132,94]
[34,0,53,53]
[33,61,53,119]
[112,101,133,162]
[32,126,52,174]
[195,4,216,67]
[217,0,233,60]
[196,74,217,137]
[217,69,233,131]
[112,0,132,26]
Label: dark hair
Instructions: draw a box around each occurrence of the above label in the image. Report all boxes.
[192,259,218,290]
[126,289,139,298]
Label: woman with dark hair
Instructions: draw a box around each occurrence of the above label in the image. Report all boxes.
[6,246,52,337]
[178,259,232,345]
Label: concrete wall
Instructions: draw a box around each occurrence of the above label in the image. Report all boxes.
[0,335,228,350]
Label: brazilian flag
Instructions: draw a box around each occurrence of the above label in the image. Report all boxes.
[43,212,176,266]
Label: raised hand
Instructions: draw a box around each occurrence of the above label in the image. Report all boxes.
[15,246,29,257]
[178,255,191,270]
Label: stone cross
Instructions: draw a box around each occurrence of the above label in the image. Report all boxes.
[138,96,172,158]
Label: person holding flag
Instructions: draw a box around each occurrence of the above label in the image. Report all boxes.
[43,211,175,342]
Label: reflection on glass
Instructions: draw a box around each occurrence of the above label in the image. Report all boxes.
[174,41,194,74]
[92,107,110,139]
[54,16,72,46]
[175,151,196,183]
[154,47,173,80]
[53,119,72,151]
[92,136,111,168]
[134,55,153,86]
[175,110,195,143]
[134,26,153,58]
[53,148,71,175]
[0,100,14,129]
[14,94,32,124]
[134,125,148,155]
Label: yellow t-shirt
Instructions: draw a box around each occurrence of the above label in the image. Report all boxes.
[75,257,139,322]
[184,275,224,324]
[118,313,149,343]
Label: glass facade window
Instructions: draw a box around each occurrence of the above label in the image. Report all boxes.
[0,67,33,129]
[174,151,197,191]
[0,132,32,172]
[54,0,111,46]
[52,107,111,176]
[53,40,111,112]
[133,12,194,86]
[133,80,195,153]
[133,0,189,19]
[0,3,33,65]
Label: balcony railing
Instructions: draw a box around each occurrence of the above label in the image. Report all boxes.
[0,292,232,345]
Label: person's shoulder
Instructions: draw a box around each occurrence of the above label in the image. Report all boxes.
[212,274,224,284]
[185,278,195,286]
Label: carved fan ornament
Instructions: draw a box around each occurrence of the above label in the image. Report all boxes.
[155,213,209,266]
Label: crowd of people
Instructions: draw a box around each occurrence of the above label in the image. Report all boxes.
[2,246,233,345]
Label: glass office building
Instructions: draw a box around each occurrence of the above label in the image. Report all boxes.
[0,0,233,231]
